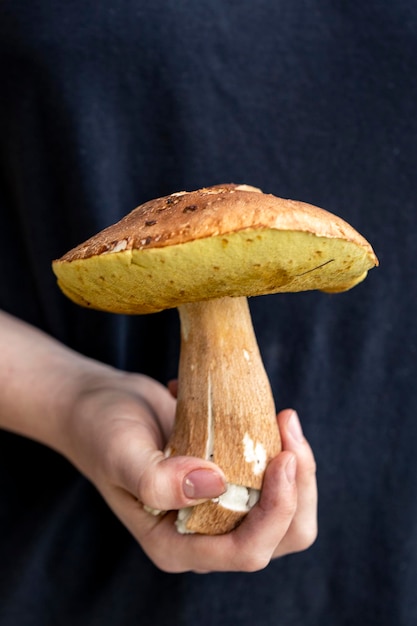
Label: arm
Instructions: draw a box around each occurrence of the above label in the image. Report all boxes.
[0,309,317,572]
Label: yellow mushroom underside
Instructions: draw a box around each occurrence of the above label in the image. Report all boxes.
[53,227,374,314]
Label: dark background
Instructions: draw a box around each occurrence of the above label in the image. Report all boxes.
[0,1,416,624]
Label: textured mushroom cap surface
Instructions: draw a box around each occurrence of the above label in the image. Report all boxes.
[52,184,378,314]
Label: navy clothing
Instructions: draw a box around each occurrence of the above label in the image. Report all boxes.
[1,1,416,624]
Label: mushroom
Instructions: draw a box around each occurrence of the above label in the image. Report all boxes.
[52,184,378,535]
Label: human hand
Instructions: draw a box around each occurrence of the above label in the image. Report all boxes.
[0,310,316,572]
[63,372,317,573]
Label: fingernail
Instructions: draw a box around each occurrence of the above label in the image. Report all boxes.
[285,456,297,483]
[288,410,304,444]
[183,469,226,500]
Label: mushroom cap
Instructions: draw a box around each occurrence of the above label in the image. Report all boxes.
[52,184,378,314]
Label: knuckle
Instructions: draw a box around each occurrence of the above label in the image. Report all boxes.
[292,523,318,552]
[233,550,271,573]
[136,458,183,510]
[150,543,195,575]
[299,444,317,477]
[151,553,184,574]
[274,493,298,520]
[301,524,318,550]
[136,463,161,508]
[305,457,317,478]
[244,553,271,572]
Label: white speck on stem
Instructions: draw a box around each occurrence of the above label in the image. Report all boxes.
[243,433,267,475]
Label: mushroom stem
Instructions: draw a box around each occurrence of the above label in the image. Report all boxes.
[167,296,281,534]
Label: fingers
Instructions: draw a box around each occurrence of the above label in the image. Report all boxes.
[98,400,316,574]
[273,409,318,556]
[115,449,299,573]
[220,450,299,571]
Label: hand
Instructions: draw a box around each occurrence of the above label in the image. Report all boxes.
[0,311,316,571]
[63,371,317,573]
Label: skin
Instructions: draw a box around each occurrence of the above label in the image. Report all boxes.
[0,309,317,573]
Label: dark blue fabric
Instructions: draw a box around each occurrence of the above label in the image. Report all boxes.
[1,1,416,624]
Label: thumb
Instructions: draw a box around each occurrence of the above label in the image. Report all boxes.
[114,439,227,512]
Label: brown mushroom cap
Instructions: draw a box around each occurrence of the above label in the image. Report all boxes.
[52,184,378,314]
